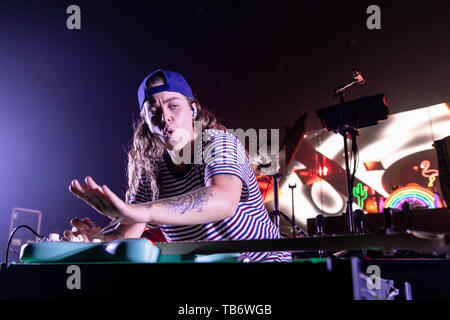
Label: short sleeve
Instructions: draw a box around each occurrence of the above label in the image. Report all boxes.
[203,130,250,202]
[128,175,153,204]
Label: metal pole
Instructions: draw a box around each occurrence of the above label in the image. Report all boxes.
[343,130,355,233]
[272,174,280,229]
[288,184,297,238]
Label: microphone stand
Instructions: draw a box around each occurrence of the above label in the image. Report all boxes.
[317,70,388,235]
[288,184,297,238]
[334,90,356,234]
[270,173,293,230]
[267,113,308,235]
[329,69,367,234]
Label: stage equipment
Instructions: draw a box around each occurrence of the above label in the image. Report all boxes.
[316,70,388,233]
[3,227,450,300]
[8,208,42,263]
[16,229,450,263]
[317,93,389,134]
[307,208,450,235]
[268,113,307,230]
[434,135,450,207]
[3,254,427,300]
[353,209,367,235]
[288,183,297,238]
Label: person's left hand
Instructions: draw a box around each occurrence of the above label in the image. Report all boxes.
[68,176,150,224]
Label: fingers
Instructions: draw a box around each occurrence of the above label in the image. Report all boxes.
[69,177,103,200]
[69,177,118,214]
[69,179,92,203]
[83,218,102,236]
[71,218,91,234]
[83,217,100,229]
[69,179,106,214]
[69,176,102,193]
[63,230,74,241]
[85,176,104,194]
[69,179,85,195]
[102,184,126,210]
[79,233,90,242]
[62,230,85,242]
[68,177,127,223]
[72,217,104,236]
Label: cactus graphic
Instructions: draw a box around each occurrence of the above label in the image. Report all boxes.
[353,183,368,208]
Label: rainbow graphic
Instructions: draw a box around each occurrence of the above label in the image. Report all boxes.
[385,185,439,209]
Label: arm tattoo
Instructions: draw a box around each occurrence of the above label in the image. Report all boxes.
[163,188,213,215]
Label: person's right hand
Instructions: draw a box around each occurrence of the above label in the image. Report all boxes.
[61,217,104,242]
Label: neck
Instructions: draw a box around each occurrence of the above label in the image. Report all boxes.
[166,140,196,168]
[166,130,200,167]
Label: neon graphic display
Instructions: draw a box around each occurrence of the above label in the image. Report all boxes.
[353,183,368,208]
[420,160,439,187]
[269,103,449,230]
[385,185,437,209]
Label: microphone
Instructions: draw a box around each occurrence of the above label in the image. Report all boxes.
[333,69,366,98]
[352,69,366,85]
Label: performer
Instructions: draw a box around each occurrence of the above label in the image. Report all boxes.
[63,69,291,262]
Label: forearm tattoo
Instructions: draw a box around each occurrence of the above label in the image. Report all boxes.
[162,187,213,215]
[139,176,234,215]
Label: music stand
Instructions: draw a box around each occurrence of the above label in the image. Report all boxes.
[269,113,308,233]
[316,94,389,233]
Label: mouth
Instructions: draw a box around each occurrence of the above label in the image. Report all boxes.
[164,127,174,137]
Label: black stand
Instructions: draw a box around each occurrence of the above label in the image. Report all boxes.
[316,70,389,235]
[267,113,308,235]
[289,183,297,238]
[269,173,294,231]
[336,91,356,233]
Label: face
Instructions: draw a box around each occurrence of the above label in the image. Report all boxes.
[142,90,196,151]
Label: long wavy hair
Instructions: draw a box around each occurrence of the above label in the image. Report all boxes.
[125,72,225,203]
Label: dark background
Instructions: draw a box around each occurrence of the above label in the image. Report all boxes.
[0,0,449,261]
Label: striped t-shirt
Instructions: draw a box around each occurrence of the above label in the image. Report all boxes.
[131,129,291,262]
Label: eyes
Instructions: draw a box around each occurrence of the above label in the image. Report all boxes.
[149,105,177,114]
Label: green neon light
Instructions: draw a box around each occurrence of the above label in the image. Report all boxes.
[353,183,368,208]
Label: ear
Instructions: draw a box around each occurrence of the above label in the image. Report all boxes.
[191,103,198,119]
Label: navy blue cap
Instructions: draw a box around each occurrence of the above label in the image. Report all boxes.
[137,69,194,111]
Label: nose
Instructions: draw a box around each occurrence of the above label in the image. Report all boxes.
[161,109,173,125]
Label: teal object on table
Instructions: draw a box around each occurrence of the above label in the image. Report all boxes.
[19,239,160,264]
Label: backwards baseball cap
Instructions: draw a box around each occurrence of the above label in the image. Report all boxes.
[137,69,194,111]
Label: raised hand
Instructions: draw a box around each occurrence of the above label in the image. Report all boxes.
[69,176,125,219]
[68,176,149,224]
